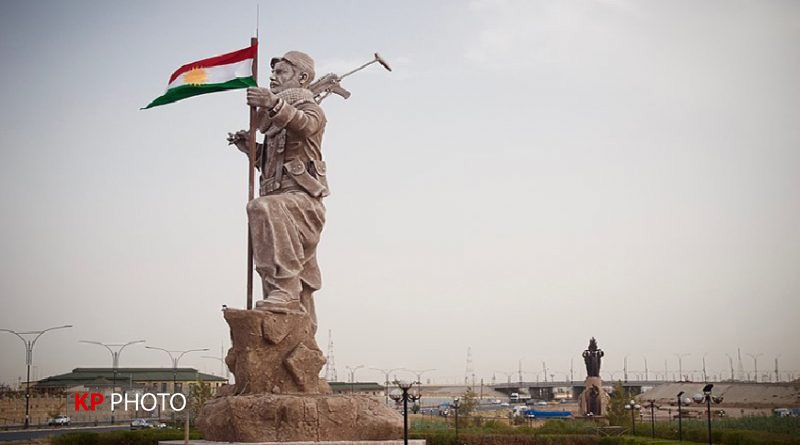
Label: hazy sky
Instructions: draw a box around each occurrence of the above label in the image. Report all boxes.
[1,0,798,386]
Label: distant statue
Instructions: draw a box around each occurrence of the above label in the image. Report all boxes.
[582,337,604,377]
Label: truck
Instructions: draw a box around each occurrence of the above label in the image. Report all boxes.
[510,392,531,403]
[514,407,571,419]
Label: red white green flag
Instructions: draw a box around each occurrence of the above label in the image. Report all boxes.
[143,43,257,109]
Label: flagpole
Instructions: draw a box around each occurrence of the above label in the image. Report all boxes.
[246,36,258,310]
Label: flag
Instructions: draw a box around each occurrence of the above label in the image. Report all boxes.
[143,43,257,109]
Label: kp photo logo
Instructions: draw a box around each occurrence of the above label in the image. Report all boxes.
[74,392,186,412]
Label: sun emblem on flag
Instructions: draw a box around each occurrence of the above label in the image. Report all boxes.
[184,67,207,86]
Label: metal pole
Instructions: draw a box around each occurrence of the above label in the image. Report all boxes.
[79,339,145,424]
[631,405,636,435]
[173,365,178,427]
[2,325,72,428]
[246,36,259,309]
[402,389,408,445]
[25,358,31,429]
[677,391,684,441]
[706,396,712,445]
[650,402,655,438]
[454,403,459,443]
[112,368,117,423]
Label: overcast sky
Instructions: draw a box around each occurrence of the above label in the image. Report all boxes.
[1,0,798,386]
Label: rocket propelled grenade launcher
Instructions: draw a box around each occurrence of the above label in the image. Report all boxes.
[309,53,392,103]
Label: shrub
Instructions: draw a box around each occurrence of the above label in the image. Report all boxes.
[51,428,202,445]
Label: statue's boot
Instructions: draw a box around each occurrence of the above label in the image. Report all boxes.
[255,291,307,314]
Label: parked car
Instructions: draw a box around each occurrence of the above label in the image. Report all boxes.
[130,419,153,430]
[48,415,71,426]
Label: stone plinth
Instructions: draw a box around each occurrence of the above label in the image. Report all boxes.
[197,308,402,442]
[577,376,610,417]
[200,394,402,442]
[223,307,329,395]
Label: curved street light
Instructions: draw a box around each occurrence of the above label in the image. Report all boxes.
[389,380,420,445]
[746,353,763,383]
[344,365,365,394]
[146,346,208,426]
[693,383,723,445]
[494,370,514,385]
[674,353,690,382]
[643,399,658,437]
[1,325,73,428]
[401,368,435,407]
[80,339,145,423]
[452,396,461,443]
[624,399,641,435]
[676,391,692,441]
[369,367,404,405]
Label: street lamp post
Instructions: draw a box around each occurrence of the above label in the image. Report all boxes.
[693,383,723,445]
[677,391,688,441]
[494,371,514,385]
[345,365,365,394]
[389,381,420,445]
[146,346,208,426]
[370,367,403,406]
[725,354,735,381]
[746,353,763,383]
[402,368,435,409]
[624,399,641,435]
[674,353,690,382]
[643,399,657,438]
[1,325,73,428]
[624,355,629,382]
[452,396,461,443]
[80,339,145,424]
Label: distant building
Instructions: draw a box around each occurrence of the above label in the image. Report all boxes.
[35,367,226,394]
[329,382,385,401]
[0,368,226,426]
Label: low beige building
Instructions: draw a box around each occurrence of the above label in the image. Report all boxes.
[0,367,226,426]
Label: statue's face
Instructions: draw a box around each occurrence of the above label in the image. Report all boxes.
[269,60,304,93]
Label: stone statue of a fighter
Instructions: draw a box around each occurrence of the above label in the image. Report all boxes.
[227,51,328,322]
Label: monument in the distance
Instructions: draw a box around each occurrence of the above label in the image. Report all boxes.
[577,337,611,417]
[196,50,401,442]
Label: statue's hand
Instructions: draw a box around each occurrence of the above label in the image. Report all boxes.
[246,87,276,108]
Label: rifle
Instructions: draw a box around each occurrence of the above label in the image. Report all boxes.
[309,53,391,103]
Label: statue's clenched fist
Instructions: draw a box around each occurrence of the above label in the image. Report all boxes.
[247,87,277,108]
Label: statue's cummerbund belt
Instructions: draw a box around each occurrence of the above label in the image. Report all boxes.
[260,177,305,196]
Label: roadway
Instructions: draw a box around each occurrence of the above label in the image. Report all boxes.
[0,425,128,442]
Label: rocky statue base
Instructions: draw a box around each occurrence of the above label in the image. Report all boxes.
[577,376,611,417]
[197,308,402,442]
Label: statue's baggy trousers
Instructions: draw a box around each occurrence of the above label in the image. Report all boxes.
[247,192,325,304]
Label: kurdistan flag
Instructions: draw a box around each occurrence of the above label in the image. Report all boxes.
[143,43,257,109]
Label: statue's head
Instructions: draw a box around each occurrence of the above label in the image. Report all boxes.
[269,51,315,93]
